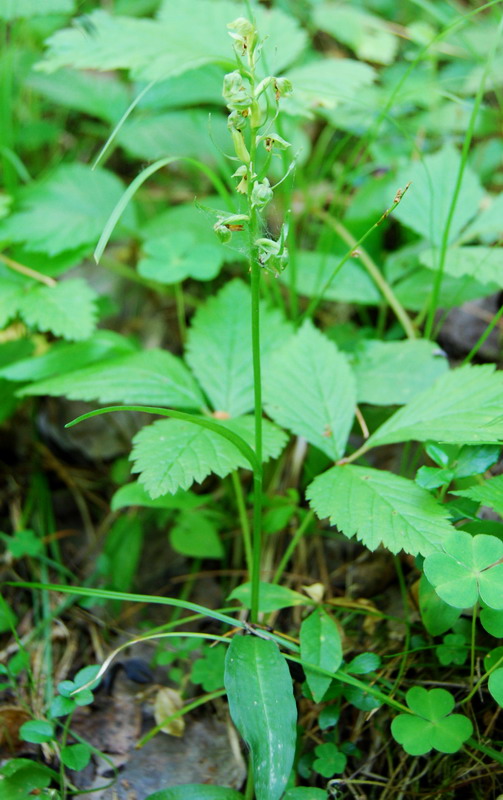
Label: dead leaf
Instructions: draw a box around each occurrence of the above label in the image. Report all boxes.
[153,688,185,737]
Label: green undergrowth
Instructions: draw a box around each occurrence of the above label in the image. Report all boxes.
[1,1,503,799]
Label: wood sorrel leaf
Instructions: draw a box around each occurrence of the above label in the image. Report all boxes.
[300,608,342,702]
[307,465,453,556]
[423,531,503,610]
[391,687,473,755]
[224,636,297,800]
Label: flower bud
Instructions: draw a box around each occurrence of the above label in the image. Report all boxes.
[223,70,252,111]
[251,178,273,209]
[257,132,291,152]
[273,77,293,101]
[227,17,257,57]
[231,128,251,164]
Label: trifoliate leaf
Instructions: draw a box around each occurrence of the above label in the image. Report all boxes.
[393,145,484,246]
[20,349,204,408]
[264,322,356,460]
[191,644,226,691]
[435,634,467,666]
[423,531,503,609]
[366,365,503,449]
[391,687,473,755]
[131,416,286,497]
[452,474,503,517]
[17,279,97,341]
[0,164,135,256]
[351,339,448,405]
[312,742,347,778]
[307,465,454,556]
[186,280,292,417]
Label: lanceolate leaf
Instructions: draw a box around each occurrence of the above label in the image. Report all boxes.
[186,280,292,417]
[224,636,297,800]
[300,609,342,702]
[366,365,503,449]
[20,349,204,409]
[307,465,454,556]
[227,581,307,613]
[264,322,356,460]
[146,787,244,800]
[131,416,286,497]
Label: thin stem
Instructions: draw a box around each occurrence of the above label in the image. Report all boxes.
[174,281,187,343]
[0,253,56,287]
[231,470,253,577]
[469,602,478,689]
[461,301,503,365]
[272,510,315,585]
[425,17,503,338]
[323,215,416,340]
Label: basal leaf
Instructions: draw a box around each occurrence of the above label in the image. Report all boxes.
[393,145,484,246]
[224,636,297,800]
[366,365,503,449]
[0,164,135,256]
[186,280,292,417]
[351,339,448,406]
[18,278,97,341]
[453,474,503,517]
[20,349,204,409]
[300,608,342,702]
[38,1,306,80]
[420,246,503,287]
[0,0,74,20]
[131,416,286,497]
[264,322,356,460]
[307,465,454,556]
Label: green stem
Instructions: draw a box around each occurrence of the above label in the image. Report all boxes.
[469,602,478,689]
[174,281,187,343]
[425,17,503,339]
[231,470,253,578]
[136,689,226,748]
[272,510,315,585]
[461,301,503,366]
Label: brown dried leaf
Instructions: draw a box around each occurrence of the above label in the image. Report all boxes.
[153,687,185,737]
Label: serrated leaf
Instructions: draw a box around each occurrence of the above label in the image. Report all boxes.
[186,280,292,417]
[313,3,398,65]
[20,349,204,408]
[423,531,503,610]
[17,279,97,341]
[0,0,74,20]
[0,331,135,383]
[307,465,454,556]
[131,416,286,497]
[391,687,473,755]
[279,250,380,305]
[138,232,223,284]
[393,145,484,246]
[453,474,503,516]
[419,246,503,287]
[38,1,306,80]
[264,322,355,460]
[224,636,297,800]
[0,164,135,256]
[352,339,448,406]
[300,609,342,702]
[366,365,503,449]
[285,59,376,116]
[27,68,130,124]
[228,581,307,613]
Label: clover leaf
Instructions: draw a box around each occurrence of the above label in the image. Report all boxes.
[423,531,503,609]
[391,687,473,755]
[435,634,467,666]
[312,742,347,777]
